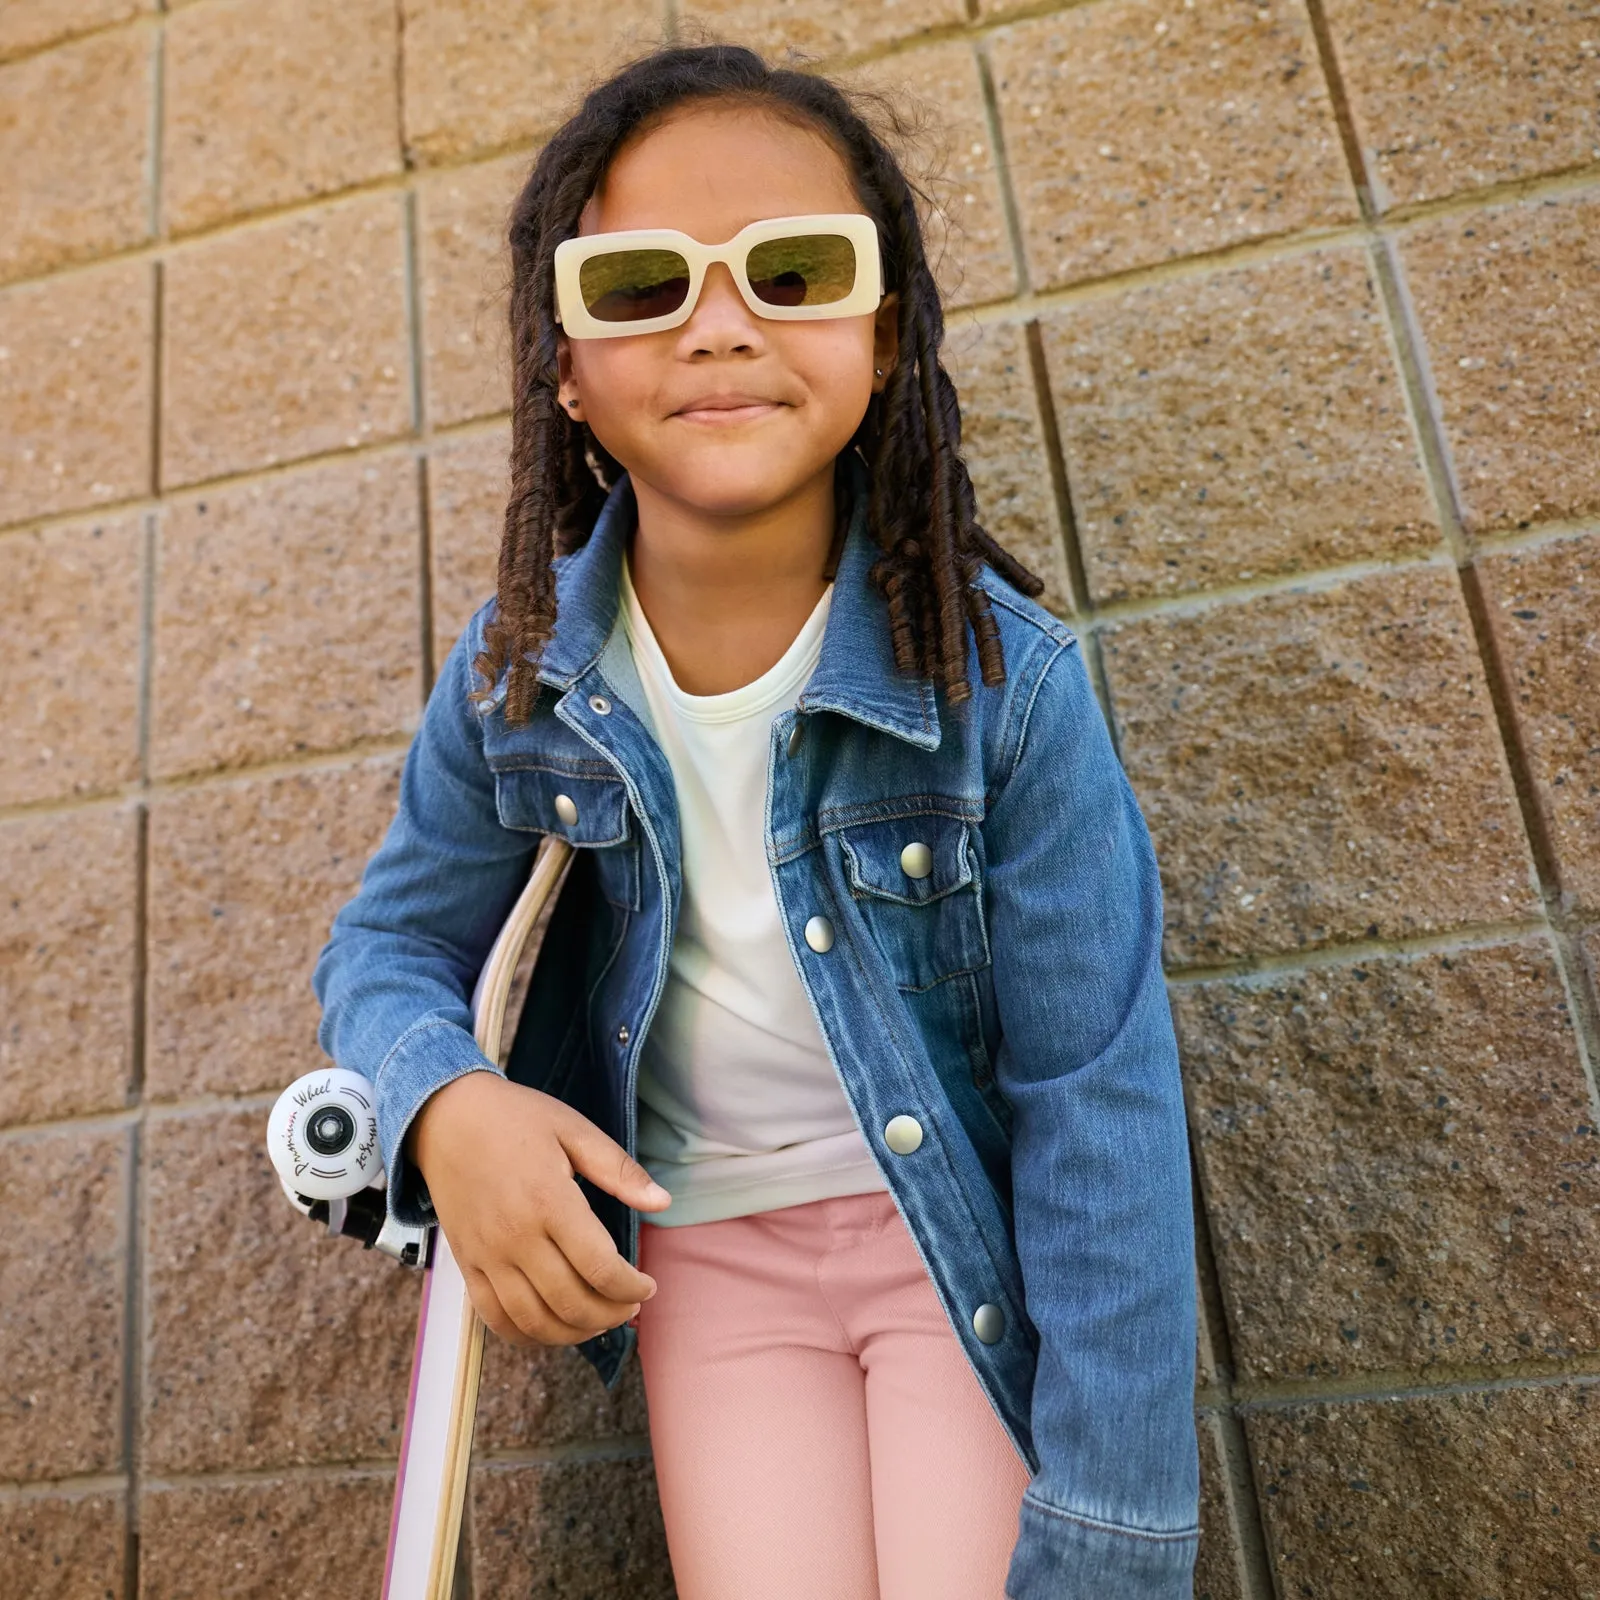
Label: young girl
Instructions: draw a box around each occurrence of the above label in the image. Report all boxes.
[313,40,1199,1600]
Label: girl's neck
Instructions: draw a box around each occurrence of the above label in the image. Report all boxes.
[625,461,840,697]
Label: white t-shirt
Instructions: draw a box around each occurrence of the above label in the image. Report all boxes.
[619,551,889,1226]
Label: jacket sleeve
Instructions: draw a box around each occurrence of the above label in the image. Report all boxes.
[311,615,539,1228]
[984,633,1200,1600]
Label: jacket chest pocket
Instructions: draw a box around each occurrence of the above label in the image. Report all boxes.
[835,811,989,992]
[490,763,641,910]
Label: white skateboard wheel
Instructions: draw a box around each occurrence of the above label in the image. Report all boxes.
[267,1069,384,1202]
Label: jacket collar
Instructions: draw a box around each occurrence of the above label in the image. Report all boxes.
[533,449,941,750]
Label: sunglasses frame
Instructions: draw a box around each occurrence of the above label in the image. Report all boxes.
[552,212,884,339]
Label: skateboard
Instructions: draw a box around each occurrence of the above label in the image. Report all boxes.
[267,832,576,1599]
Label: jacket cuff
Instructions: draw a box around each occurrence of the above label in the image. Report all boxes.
[375,1017,501,1229]
[1006,1489,1199,1600]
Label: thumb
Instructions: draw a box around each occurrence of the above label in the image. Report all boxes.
[557,1109,673,1210]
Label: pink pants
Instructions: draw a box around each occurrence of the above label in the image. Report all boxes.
[633,1187,1031,1600]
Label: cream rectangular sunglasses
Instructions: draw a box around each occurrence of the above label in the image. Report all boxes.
[552,212,883,338]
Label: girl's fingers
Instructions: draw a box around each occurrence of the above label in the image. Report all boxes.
[512,1233,642,1337]
[543,1187,659,1306]
[462,1262,537,1349]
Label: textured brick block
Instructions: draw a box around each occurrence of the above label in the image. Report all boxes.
[142,1106,419,1474]
[0,807,138,1128]
[470,1456,673,1599]
[145,756,403,1102]
[1322,0,1600,209]
[0,1491,126,1600]
[836,40,1016,308]
[0,27,152,285]
[1041,248,1438,603]
[678,0,965,61]
[427,423,509,666]
[162,192,411,487]
[0,0,151,58]
[0,514,142,805]
[474,1328,649,1454]
[941,316,1074,619]
[151,455,422,780]
[140,1475,390,1599]
[1479,531,1600,914]
[1194,1414,1246,1600]
[1175,937,1600,1381]
[416,153,525,428]
[1402,191,1600,537]
[0,259,153,526]
[1102,564,1539,963]
[401,0,660,166]
[1247,1384,1600,1594]
[163,0,402,236]
[0,1127,127,1479]
[990,0,1356,287]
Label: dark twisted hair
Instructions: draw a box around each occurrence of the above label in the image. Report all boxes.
[472,39,1047,727]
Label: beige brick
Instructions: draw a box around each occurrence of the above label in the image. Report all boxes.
[1042,248,1439,604]
[990,0,1357,287]
[0,0,151,62]
[0,807,138,1128]
[401,0,661,166]
[834,40,1018,308]
[942,316,1073,619]
[0,27,152,285]
[428,423,509,665]
[1402,192,1600,537]
[678,0,965,60]
[145,756,403,1102]
[142,1106,419,1473]
[1479,531,1600,914]
[0,259,153,526]
[161,192,411,487]
[151,455,422,780]
[0,1491,126,1600]
[0,1127,127,1479]
[1194,1414,1247,1600]
[163,0,402,236]
[1102,564,1539,964]
[1247,1384,1600,1593]
[470,1456,673,1599]
[474,1326,649,1455]
[416,152,525,428]
[1322,0,1600,210]
[140,1476,389,1599]
[1175,937,1600,1381]
[0,514,142,805]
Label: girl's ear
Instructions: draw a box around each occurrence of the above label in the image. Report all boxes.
[872,291,900,393]
[555,328,582,419]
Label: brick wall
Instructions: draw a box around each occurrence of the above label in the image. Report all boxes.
[1,2,1596,1596]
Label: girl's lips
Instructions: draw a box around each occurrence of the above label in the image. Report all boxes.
[671,402,785,424]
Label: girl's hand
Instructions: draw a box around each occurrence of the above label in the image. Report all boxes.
[405,1071,671,1347]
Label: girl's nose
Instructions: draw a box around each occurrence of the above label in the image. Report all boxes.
[678,260,765,355]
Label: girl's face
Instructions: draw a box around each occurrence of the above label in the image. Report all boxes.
[555,102,900,521]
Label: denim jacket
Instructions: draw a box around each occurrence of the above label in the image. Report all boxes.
[312,449,1200,1597]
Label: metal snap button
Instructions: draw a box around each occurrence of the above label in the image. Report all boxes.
[884,1115,923,1155]
[786,719,805,757]
[554,793,579,826]
[972,1303,1005,1345]
[900,840,933,880]
[804,915,835,953]
[588,693,613,715]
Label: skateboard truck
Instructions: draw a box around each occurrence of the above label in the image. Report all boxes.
[267,1067,431,1268]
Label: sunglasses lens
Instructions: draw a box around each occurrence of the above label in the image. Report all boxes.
[746,232,860,308]
[578,248,692,322]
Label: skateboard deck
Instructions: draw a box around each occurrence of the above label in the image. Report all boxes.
[268,832,575,1599]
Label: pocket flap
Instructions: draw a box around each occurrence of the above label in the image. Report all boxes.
[492,764,632,847]
[838,813,975,905]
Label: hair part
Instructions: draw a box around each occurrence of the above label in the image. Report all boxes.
[472,38,1047,727]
